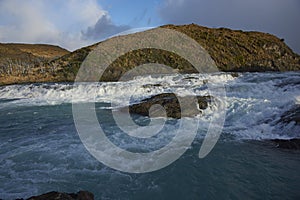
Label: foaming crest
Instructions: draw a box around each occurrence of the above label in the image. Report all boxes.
[0,72,299,141]
[0,73,235,107]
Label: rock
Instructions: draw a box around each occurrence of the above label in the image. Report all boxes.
[270,139,300,150]
[26,191,94,200]
[278,105,300,125]
[268,106,300,150]
[128,93,211,119]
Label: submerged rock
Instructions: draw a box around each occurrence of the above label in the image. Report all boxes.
[268,106,300,150]
[278,105,300,125]
[270,139,300,150]
[26,191,94,200]
[128,93,211,119]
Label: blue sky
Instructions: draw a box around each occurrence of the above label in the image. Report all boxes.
[97,0,161,26]
[0,0,299,53]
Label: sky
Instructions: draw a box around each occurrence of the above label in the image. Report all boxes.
[0,0,299,53]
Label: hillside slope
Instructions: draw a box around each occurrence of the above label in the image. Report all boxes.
[1,24,299,85]
[0,43,69,62]
[52,24,300,82]
[0,43,69,85]
[163,24,300,72]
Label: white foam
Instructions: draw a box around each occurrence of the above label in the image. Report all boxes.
[0,72,299,140]
[0,73,236,107]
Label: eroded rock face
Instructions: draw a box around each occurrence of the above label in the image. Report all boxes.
[128,93,211,119]
[26,191,94,200]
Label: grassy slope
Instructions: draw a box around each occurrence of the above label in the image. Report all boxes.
[163,24,300,71]
[0,43,69,61]
[0,43,69,85]
[1,24,300,85]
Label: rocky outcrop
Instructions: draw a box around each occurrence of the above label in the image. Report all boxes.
[24,191,94,200]
[128,93,211,119]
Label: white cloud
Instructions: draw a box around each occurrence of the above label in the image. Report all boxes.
[0,0,114,51]
[82,14,131,40]
[0,1,59,41]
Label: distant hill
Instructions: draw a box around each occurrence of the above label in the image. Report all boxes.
[1,24,300,85]
[0,43,69,62]
[0,43,69,85]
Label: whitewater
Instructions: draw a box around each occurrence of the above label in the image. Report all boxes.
[0,72,299,199]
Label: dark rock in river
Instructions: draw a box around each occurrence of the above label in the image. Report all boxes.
[128,93,211,119]
[278,105,300,125]
[26,191,94,200]
[270,139,300,150]
[268,106,300,150]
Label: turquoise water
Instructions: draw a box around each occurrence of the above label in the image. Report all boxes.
[0,72,299,199]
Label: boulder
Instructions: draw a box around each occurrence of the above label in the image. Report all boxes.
[26,191,94,200]
[128,93,211,119]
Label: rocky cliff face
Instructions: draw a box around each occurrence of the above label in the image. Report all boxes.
[1,24,299,85]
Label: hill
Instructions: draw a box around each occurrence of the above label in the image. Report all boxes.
[0,24,299,85]
[163,24,300,72]
[0,43,69,62]
[0,43,69,85]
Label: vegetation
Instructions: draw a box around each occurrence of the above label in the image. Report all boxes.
[1,24,300,85]
[0,43,69,85]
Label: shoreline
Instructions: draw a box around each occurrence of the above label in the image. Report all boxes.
[1,70,300,87]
